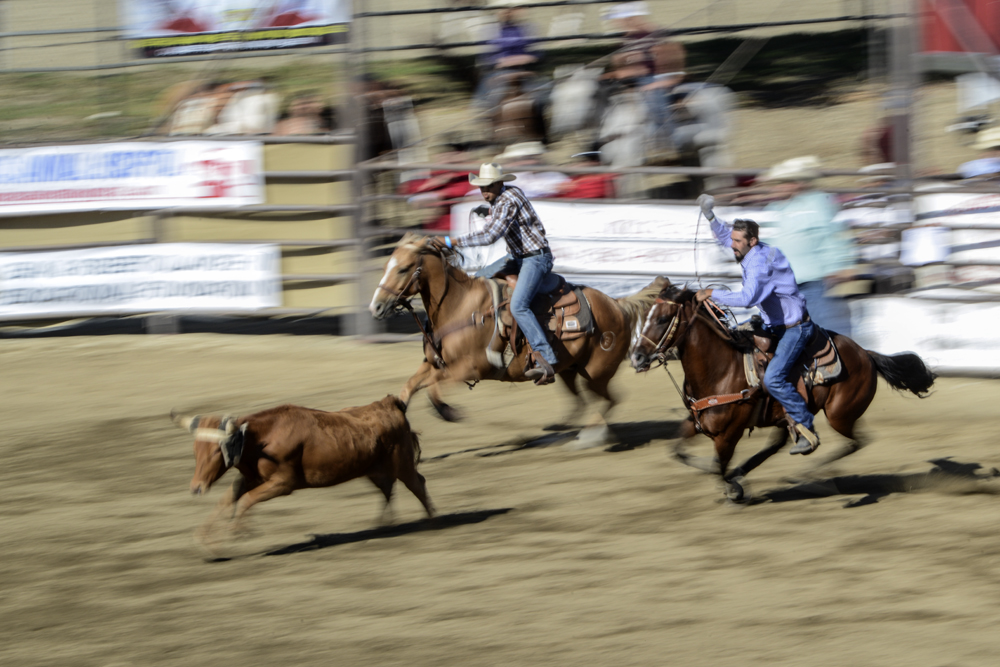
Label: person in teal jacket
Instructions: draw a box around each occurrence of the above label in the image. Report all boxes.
[759,156,856,336]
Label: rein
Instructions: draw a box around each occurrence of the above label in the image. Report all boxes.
[376,251,488,371]
[375,256,423,309]
[640,297,759,436]
[376,256,447,367]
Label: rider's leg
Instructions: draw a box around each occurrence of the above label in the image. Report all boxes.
[762,320,819,454]
[474,254,514,279]
[510,252,558,381]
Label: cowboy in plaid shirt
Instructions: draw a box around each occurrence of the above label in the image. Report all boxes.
[435,163,558,385]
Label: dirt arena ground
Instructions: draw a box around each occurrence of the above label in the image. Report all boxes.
[2,333,1000,667]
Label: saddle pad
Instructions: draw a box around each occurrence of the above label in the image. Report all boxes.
[745,328,844,389]
[495,280,594,341]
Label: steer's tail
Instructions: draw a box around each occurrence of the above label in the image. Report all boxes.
[868,350,937,397]
[615,276,670,331]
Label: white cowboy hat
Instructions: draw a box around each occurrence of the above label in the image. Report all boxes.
[468,162,517,186]
[494,141,546,162]
[762,155,823,182]
[603,2,650,20]
[974,127,1000,151]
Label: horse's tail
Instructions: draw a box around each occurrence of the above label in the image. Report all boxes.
[867,350,937,397]
[615,276,670,329]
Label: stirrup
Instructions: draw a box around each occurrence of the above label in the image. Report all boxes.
[524,352,555,385]
[788,422,820,455]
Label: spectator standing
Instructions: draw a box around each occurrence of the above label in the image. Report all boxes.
[556,148,616,199]
[205,80,280,135]
[958,127,1000,179]
[493,141,569,198]
[475,2,539,113]
[166,80,228,135]
[604,1,658,84]
[759,156,856,336]
[402,139,481,231]
[273,92,328,136]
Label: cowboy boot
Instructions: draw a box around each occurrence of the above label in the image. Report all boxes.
[524,351,555,385]
[788,422,821,455]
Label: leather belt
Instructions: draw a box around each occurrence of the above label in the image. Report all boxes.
[520,248,551,258]
[786,312,811,328]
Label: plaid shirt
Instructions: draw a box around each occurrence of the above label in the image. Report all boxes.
[455,185,549,257]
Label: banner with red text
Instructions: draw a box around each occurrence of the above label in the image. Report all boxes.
[0,141,263,214]
[120,1,350,57]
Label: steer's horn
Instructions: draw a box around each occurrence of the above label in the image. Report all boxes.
[170,410,200,432]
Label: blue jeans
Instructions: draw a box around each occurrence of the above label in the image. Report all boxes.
[799,281,852,337]
[475,255,514,279]
[476,252,559,364]
[763,319,816,430]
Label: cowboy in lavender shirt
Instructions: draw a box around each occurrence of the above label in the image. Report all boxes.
[693,194,821,455]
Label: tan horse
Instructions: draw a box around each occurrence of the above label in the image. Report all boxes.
[369,234,665,447]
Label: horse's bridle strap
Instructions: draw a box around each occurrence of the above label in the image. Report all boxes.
[376,261,423,305]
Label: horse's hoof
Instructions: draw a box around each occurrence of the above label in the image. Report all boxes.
[544,422,579,432]
[431,400,463,422]
[565,425,610,451]
[675,452,722,475]
[724,476,751,504]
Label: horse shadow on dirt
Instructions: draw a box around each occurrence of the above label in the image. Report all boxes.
[262,508,513,557]
[425,420,685,460]
[752,458,1000,507]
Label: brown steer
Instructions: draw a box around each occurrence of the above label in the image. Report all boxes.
[172,395,434,541]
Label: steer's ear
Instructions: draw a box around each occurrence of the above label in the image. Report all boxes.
[170,410,200,433]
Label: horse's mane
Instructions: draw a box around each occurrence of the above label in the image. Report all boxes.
[396,232,475,285]
[658,284,755,353]
[616,276,669,327]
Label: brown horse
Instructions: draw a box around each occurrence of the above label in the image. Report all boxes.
[629,282,936,501]
[369,233,665,447]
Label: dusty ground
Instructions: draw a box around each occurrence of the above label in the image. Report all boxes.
[2,333,1000,667]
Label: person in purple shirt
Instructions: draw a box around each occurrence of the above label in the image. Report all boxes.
[474,6,539,113]
[693,194,821,455]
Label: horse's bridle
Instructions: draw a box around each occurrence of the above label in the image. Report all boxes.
[638,297,759,436]
[374,254,450,368]
[636,298,692,368]
[376,255,424,313]
[637,297,736,367]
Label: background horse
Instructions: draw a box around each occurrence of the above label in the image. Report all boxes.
[629,283,936,501]
[370,234,665,448]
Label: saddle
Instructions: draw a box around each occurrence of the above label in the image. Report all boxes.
[741,317,844,392]
[484,273,594,369]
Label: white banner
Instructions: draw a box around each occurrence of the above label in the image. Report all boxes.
[451,200,743,296]
[0,141,263,214]
[852,297,1000,374]
[915,190,1000,227]
[0,244,281,316]
[121,1,350,57]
